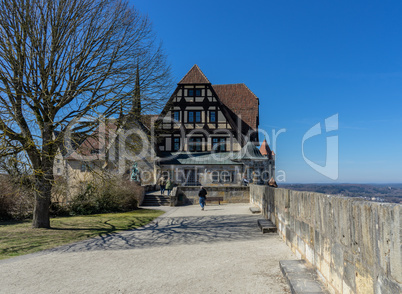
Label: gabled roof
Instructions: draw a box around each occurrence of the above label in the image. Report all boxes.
[259,139,273,160]
[212,83,259,130]
[178,64,211,84]
[232,141,266,160]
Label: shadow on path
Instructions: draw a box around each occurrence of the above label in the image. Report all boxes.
[51,214,265,253]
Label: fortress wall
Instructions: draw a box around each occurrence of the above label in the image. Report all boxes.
[250,185,401,294]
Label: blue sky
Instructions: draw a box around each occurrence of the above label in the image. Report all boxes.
[132,0,402,183]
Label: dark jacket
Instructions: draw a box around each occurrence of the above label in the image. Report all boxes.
[198,188,207,198]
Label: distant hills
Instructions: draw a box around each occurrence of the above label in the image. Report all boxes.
[279,184,402,204]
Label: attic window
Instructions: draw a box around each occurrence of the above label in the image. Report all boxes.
[188,89,202,97]
[91,149,100,154]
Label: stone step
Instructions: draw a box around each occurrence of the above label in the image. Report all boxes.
[257,219,277,233]
[142,194,170,206]
[279,260,330,294]
[249,207,261,214]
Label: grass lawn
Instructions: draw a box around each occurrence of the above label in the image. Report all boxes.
[0,209,164,260]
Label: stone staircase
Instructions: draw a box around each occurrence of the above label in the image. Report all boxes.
[141,191,170,206]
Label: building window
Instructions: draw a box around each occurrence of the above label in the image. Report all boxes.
[212,137,226,152]
[173,137,180,151]
[81,163,87,172]
[189,137,202,152]
[188,111,201,123]
[221,171,232,183]
[211,171,219,182]
[188,89,194,96]
[57,159,60,164]
[195,111,201,122]
[173,111,180,121]
[195,89,202,96]
[57,168,61,174]
[209,111,216,123]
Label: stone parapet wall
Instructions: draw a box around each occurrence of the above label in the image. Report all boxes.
[177,186,249,205]
[250,185,401,294]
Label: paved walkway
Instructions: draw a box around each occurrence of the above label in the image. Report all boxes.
[0,204,296,294]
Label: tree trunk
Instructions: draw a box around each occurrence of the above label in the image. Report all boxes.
[31,131,54,229]
[32,176,52,228]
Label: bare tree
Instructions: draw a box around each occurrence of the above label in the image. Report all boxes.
[0,0,173,228]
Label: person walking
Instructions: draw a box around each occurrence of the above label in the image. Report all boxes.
[198,186,207,211]
[158,176,166,195]
[166,178,174,196]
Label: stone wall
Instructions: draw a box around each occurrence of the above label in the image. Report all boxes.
[177,186,249,205]
[250,185,402,294]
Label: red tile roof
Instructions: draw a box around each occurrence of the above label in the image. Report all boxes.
[178,64,211,84]
[66,122,117,160]
[259,139,273,159]
[212,83,259,130]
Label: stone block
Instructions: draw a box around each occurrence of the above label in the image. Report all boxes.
[301,221,310,241]
[375,274,402,294]
[295,219,301,236]
[360,202,375,268]
[343,260,356,293]
[389,204,402,284]
[279,260,330,294]
[322,237,331,264]
[320,260,330,282]
[330,264,343,291]
[257,219,277,234]
[330,243,344,277]
[339,198,352,247]
[314,230,322,256]
[249,206,261,214]
[306,244,315,265]
[343,280,353,294]
[355,261,374,294]
[297,236,306,258]
[286,226,295,245]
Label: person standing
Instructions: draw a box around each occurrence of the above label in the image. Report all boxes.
[158,176,166,195]
[242,175,249,186]
[198,186,207,211]
[166,178,173,196]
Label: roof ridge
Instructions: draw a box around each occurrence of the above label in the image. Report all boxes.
[178,64,211,84]
[212,83,258,100]
[212,83,244,86]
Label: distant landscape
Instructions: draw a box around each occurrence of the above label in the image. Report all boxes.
[279,184,402,204]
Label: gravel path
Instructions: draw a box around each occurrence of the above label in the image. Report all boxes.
[0,204,296,294]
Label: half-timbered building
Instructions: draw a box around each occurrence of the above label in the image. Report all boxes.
[155,65,274,186]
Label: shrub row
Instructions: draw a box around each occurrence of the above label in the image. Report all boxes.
[0,176,143,221]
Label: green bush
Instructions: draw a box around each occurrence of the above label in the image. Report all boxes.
[69,179,143,216]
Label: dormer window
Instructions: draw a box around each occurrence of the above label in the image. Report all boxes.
[91,149,100,154]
